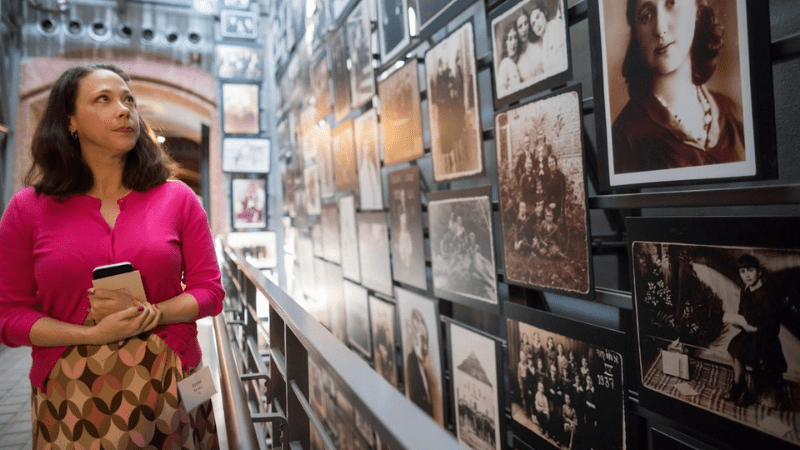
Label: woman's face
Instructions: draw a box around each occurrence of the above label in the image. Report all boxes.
[531,8,547,38]
[634,0,697,76]
[505,27,519,56]
[516,13,530,43]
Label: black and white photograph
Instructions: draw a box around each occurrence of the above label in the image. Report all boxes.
[223,138,270,173]
[425,22,484,182]
[222,83,259,135]
[215,44,263,80]
[428,186,498,308]
[314,121,336,199]
[388,166,426,291]
[323,260,347,342]
[589,0,775,189]
[339,195,361,283]
[333,121,359,193]
[304,164,322,216]
[397,287,444,426]
[354,109,383,210]
[331,27,353,123]
[370,295,398,387]
[313,53,332,123]
[490,0,570,106]
[231,178,266,229]
[495,87,592,297]
[346,0,376,108]
[222,0,250,10]
[226,231,277,269]
[629,216,800,448]
[377,0,410,63]
[220,9,258,40]
[343,280,373,358]
[506,303,627,450]
[448,320,503,450]
[321,203,341,264]
[357,212,393,297]
[378,60,425,166]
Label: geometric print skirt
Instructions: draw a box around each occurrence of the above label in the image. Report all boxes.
[31,332,219,450]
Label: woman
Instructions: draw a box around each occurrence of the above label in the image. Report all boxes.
[612,0,745,173]
[515,8,544,82]
[496,22,522,96]
[0,64,224,448]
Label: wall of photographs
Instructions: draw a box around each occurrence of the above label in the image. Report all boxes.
[268,0,800,449]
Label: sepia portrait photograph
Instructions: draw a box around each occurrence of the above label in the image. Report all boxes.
[231,178,266,229]
[397,287,444,426]
[590,0,774,189]
[448,320,503,450]
[313,53,331,122]
[428,186,498,308]
[333,121,359,193]
[339,195,361,283]
[223,138,270,173]
[388,166,426,291]
[490,0,570,106]
[495,87,592,297]
[346,0,376,108]
[215,43,263,80]
[343,280,373,358]
[227,231,277,269]
[378,0,410,63]
[331,27,353,123]
[354,109,384,210]
[304,164,322,216]
[370,295,398,387]
[321,203,341,264]
[629,216,800,448]
[222,83,259,135]
[425,22,483,182]
[357,212,393,297]
[506,303,627,450]
[378,60,425,166]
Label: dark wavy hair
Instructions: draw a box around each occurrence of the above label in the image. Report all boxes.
[622,0,724,100]
[24,63,175,198]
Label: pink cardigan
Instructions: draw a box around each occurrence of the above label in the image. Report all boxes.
[0,181,225,389]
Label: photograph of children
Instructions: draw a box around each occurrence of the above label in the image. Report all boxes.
[346,0,376,108]
[629,216,800,447]
[495,87,592,296]
[231,178,266,229]
[490,0,569,105]
[388,166,426,290]
[222,83,259,135]
[506,304,627,450]
[425,22,483,182]
[331,28,352,123]
[343,280,373,358]
[428,187,498,307]
[333,121,359,192]
[378,0,410,63]
[354,109,384,210]
[357,212,393,297]
[226,231,277,269]
[313,54,331,122]
[323,260,347,342]
[378,60,425,166]
[397,287,445,425]
[592,0,768,189]
[215,44,264,80]
[449,321,502,450]
[223,138,270,173]
[339,195,362,282]
[321,203,341,264]
[370,295,399,387]
[303,164,322,216]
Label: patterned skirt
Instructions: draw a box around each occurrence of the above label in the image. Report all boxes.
[31,332,219,450]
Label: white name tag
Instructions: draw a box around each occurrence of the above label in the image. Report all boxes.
[177,365,217,412]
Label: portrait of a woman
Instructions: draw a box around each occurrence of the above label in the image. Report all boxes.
[496,22,522,96]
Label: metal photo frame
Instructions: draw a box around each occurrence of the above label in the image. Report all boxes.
[215,43,263,80]
[231,178,267,229]
[377,0,410,64]
[222,83,260,135]
[222,137,270,173]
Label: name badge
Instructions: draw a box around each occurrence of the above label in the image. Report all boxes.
[177,365,217,412]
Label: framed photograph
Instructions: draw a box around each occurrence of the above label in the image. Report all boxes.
[397,287,445,425]
[300,105,318,161]
[413,0,476,37]
[388,166,426,290]
[323,260,347,342]
[489,0,571,107]
[313,52,332,123]
[370,295,399,387]
[333,121,359,192]
[222,83,259,135]
[357,212,393,297]
[313,221,324,257]
[339,195,361,282]
[428,186,498,310]
[220,9,258,40]
[343,280,373,358]
[215,43,263,80]
[346,0,376,108]
[231,178,266,229]
[446,319,504,450]
[378,60,425,166]
[629,216,800,448]
[222,0,250,10]
[377,0,410,64]
[227,231,277,269]
[321,203,341,263]
[304,164,322,216]
[506,302,627,450]
[354,109,384,210]
[222,138,270,173]
[331,28,353,123]
[425,21,484,182]
[495,86,593,298]
[589,0,775,190]
[315,121,336,199]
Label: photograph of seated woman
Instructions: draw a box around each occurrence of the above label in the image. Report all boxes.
[612,0,745,173]
[0,63,225,448]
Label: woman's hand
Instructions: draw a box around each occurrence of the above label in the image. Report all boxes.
[88,303,162,345]
[87,287,144,322]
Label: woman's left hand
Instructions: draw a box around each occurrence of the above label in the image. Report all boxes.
[87,287,144,322]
